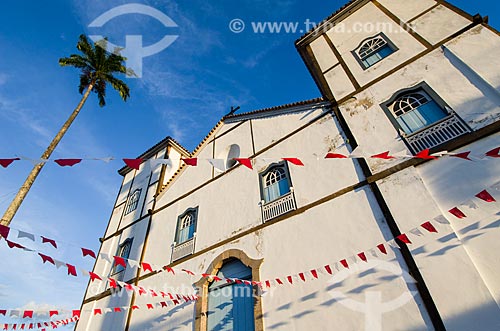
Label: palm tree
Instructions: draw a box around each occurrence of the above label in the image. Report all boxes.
[0,34,130,227]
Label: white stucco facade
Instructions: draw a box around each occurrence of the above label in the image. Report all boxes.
[76,0,500,330]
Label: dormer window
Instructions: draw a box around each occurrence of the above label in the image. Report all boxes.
[354,33,397,69]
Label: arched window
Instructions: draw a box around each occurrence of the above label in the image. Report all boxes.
[175,208,198,244]
[207,259,255,331]
[261,164,291,203]
[111,238,133,281]
[354,33,396,69]
[124,189,141,215]
[389,89,447,134]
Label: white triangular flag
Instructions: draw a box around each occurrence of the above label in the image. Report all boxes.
[100,253,113,264]
[10,310,20,317]
[434,215,450,225]
[387,239,400,249]
[80,269,90,277]
[103,308,113,314]
[128,259,140,268]
[17,230,35,241]
[392,150,413,158]
[369,249,378,258]
[148,158,172,169]
[491,181,500,191]
[54,259,66,269]
[410,228,424,237]
[93,157,114,163]
[461,200,478,210]
[207,159,225,173]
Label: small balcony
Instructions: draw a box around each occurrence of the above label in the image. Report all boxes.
[403,112,471,154]
[260,190,297,223]
[171,236,196,262]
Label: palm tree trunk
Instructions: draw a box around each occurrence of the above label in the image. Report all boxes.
[0,83,95,227]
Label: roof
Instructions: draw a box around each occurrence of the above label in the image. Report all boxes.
[295,0,361,46]
[223,97,328,123]
[156,97,332,196]
[118,136,191,176]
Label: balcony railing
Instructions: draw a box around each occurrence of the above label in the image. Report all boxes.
[404,113,471,154]
[261,190,297,223]
[171,236,196,262]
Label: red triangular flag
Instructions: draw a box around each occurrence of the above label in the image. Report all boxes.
[357,252,367,262]
[212,276,221,282]
[172,299,180,305]
[0,310,5,316]
[22,311,33,319]
[0,158,20,168]
[137,287,146,295]
[377,244,387,255]
[371,151,394,159]
[421,221,438,233]
[147,304,154,310]
[6,240,25,249]
[49,311,58,317]
[113,256,127,268]
[325,153,348,159]
[41,237,57,249]
[324,265,333,275]
[141,262,153,273]
[282,158,304,166]
[299,273,306,282]
[181,158,198,166]
[265,280,271,288]
[124,283,134,292]
[108,278,117,289]
[234,158,253,169]
[132,306,139,310]
[485,147,500,158]
[475,190,496,202]
[160,302,168,308]
[340,259,349,269]
[89,272,102,282]
[414,149,437,159]
[275,278,283,285]
[66,264,77,276]
[38,253,55,265]
[113,307,121,313]
[449,207,466,219]
[182,269,195,275]
[310,270,318,279]
[81,248,96,259]
[123,158,143,170]
[0,224,10,239]
[54,159,82,167]
[164,266,175,274]
[397,234,412,244]
[450,151,471,161]
[93,309,102,316]
[150,289,158,297]
[72,310,80,318]
[287,276,293,284]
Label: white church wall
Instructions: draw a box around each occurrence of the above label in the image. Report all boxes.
[377,165,500,331]
[309,35,338,72]
[376,0,436,23]
[411,5,471,45]
[76,293,132,331]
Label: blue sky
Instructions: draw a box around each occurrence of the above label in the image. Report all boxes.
[0,0,498,327]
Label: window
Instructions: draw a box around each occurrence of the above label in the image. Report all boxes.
[260,162,291,203]
[207,259,255,331]
[175,207,198,245]
[382,82,471,153]
[389,90,448,134]
[353,33,397,69]
[124,189,141,215]
[111,238,133,280]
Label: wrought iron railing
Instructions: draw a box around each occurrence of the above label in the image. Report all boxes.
[171,236,196,262]
[404,113,471,154]
[261,190,297,223]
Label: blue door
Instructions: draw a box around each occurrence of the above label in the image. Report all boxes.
[207,260,255,331]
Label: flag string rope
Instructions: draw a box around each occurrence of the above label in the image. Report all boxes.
[2,183,498,291]
[1,316,79,331]
[0,146,498,170]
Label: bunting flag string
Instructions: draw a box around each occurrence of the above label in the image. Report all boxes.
[0,296,199,326]
[0,146,498,169]
[0,316,79,331]
[2,183,498,292]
